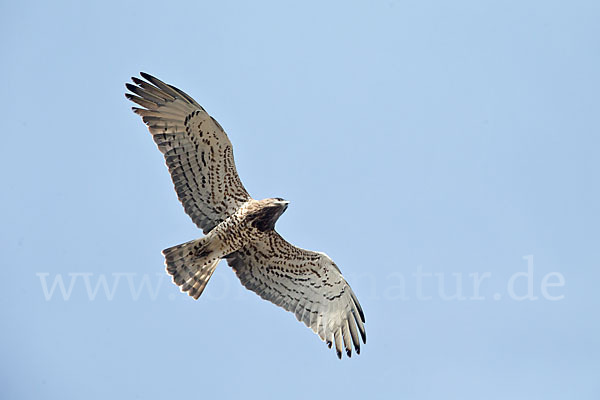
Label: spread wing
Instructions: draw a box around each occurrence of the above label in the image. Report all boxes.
[125,73,251,233]
[226,231,366,358]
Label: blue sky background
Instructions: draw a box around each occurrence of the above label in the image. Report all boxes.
[1,0,599,398]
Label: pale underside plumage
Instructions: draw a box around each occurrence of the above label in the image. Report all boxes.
[126,73,366,358]
[126,73,249,233]
[227,231,366,357]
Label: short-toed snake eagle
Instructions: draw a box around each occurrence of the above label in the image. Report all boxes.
[125,73,366,358]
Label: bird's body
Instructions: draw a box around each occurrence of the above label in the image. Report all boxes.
[126,73,366,358]
[163,198,289,299]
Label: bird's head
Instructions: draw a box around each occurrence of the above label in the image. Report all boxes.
[248,198,290,232]
[265,197,290,219]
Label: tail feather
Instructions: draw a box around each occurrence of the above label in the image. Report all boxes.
[163,238,220,300]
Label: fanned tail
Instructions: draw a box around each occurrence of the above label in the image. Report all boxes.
[163,238,220,299]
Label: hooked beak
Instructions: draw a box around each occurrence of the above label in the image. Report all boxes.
[275,199,290,207]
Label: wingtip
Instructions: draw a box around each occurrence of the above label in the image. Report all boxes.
[336,349,342,359]
[140,71,154,81]
[326,340,332,349]
[356,303,365,323]
[346,349,352,358]
[125,82,138,92]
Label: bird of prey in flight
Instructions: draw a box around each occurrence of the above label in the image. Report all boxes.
[125,73,366,358]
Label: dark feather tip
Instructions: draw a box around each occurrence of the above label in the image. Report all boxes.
[327,341,332,349]
[355,346,360,355]
[346,349,352,358]
[140,72,155,81]
[336,350,342,359]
